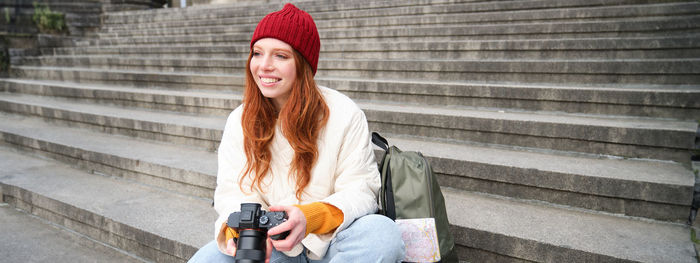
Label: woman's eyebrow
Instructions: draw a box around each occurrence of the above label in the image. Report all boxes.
[252,46,292,54]
[271,48,292,54]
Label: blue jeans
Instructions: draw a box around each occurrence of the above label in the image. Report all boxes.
[188,214,405,263]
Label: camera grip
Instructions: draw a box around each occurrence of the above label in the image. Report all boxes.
[270,231,290,240]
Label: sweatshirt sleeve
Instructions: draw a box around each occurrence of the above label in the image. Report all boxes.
[213,107,267,256]
[295,202,344,237]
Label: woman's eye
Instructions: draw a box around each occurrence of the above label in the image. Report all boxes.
[253,51,261,56]
[276,54,288,59]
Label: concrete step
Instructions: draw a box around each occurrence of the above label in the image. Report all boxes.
[101,0,694,25]
[0,78,242,116]
[318,77,700,121]
[87,15,700,46]
[318,36,700,60]
[0,108,692,223]
[101,0,509,24]
[360,101,697,162]
[64,13,102,26]
[0,112,217,199]
[316,15,700,42]
[0,146,216,262]
[96,2,700,37]
[9,66,241,90]
[44,36,700,60]
[102,0,160,12]
[0,92,226,150]
[0,203,144,263]
[443,188,695,262]
[12,55,242,74]
[6,70,699,121]
[0,25,38,35]
[315,58,700,85]
[13,55,700,85]
[102,4,156,13]
[389,134,694,223]
[34,34,85,49]
[1,81,696,161]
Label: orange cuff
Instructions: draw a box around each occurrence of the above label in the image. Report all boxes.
[223,223,239,241]
[294,202,344,237]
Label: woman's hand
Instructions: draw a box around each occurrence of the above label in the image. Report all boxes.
[265,237,273,263]
[226,238,236,256]
[267,205,307,252]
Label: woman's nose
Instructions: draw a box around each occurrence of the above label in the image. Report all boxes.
[261,55,274,71]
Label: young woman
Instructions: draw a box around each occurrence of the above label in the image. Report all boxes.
[189,4,405,263]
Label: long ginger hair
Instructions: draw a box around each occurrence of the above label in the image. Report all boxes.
[240,49,329,200]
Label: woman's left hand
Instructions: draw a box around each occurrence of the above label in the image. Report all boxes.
[267,205,307,252]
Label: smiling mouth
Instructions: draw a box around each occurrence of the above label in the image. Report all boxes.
[260,77,281,84]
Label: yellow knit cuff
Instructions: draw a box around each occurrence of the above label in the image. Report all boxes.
[294,202,344,237]
[223,223,239,241]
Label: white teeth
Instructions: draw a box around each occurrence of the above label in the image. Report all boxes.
[261,77,279,83]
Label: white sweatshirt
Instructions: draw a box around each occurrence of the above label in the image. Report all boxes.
[213,86,381,259]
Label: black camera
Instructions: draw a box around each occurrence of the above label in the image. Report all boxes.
[227,203,290,263]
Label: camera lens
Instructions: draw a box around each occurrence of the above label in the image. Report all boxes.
[235,229,267,263]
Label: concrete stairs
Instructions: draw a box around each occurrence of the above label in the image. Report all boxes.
[1,0,699,262]
[0,145,214,262]
[0,199,143,262]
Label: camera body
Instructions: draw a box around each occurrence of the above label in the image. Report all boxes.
[227,203,289,263]
[228,203,288,236]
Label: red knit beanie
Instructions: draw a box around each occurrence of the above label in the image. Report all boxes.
[251,3,321,75]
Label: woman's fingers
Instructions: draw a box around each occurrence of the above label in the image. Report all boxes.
[265,237,273,263]
[226,238,236,256]
[267,205,307,252]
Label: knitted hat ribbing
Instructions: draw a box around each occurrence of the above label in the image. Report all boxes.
[251,3,321,75]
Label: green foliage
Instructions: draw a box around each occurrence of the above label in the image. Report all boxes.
[32,2,66,34]
[3,7,10,24]
[692,228,700,245]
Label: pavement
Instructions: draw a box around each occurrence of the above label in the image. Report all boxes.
[0,203,144,263]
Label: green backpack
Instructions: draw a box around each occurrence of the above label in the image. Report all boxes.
[372,132,457,263]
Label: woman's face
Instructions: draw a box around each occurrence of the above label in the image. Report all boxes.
[250,38,297,110]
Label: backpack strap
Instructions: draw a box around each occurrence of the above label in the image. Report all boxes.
[384,162,396,220]
[372,132,397,220]
[371,132,388,151]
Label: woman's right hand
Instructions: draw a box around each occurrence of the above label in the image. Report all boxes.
[226,238,237,256]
